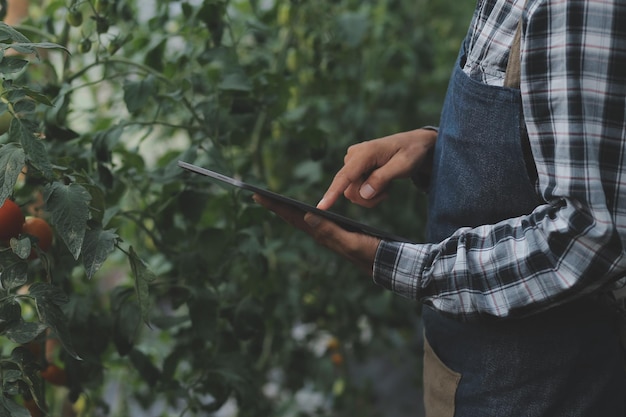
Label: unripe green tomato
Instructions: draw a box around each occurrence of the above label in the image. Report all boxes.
[286,48,298,72]
[96,16,110,34]
[206,61,224,83]
[78,38,92,53]
[277,4,290,26]
[107,39,121,55]
[66,9,83,27]
[0,111,12,135]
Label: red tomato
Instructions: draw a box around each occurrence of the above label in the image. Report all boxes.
[21,217,53,257]
[0,199,25,241]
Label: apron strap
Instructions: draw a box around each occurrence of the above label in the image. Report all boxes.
[503,3,526,88]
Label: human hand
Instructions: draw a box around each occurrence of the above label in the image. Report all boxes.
[317,128,437,210]
[253,194,381,275]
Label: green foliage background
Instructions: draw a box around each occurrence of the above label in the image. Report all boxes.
[0,0,474,415]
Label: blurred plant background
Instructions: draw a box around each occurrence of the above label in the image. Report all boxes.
[0,0,473,416]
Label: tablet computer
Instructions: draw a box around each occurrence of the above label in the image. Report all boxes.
[178,160,415,243]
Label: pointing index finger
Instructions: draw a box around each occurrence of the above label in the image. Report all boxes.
[317,170,352,210]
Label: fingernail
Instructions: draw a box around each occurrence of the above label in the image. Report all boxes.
[305,213,321,228]
[360,183,376,199]
[316,198,326,208]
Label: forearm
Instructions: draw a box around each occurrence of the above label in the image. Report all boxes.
[373,199,626,320]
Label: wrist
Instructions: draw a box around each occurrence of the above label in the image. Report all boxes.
[410,126,438,191]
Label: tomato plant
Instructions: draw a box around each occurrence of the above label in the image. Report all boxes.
[0,0,474,416]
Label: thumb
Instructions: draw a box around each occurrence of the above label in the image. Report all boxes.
[304,213,322,228]
[358,153,415,200]
[359,183,377,200]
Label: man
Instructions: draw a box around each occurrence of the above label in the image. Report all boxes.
[255,0,626,415]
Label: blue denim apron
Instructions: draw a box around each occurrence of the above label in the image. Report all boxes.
[422,41,626,416]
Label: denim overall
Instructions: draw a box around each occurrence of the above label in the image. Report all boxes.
[422,41,626,417]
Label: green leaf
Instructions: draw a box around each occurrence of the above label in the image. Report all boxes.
[233,296,264,340]
[144,38,166,72]
[92,125,123,163]
[111,287,140,356]
[12,98,36,115]
[128,348,162,387]
[123,74,156,113]
[18,41,69,52]
[44,182,92,260]
[205,353,255,406]
[82,228,118,279]
[10,346,36,367]
[2,87,25,102]
[22,87,53,106]
[4,320,47,344]
[335,12,370,47]
[0,250,28,290]
[28,283,75,357]
[218,72,252,92]
[198,0,226,44]
[0,299,20,333]
[9,346,45,407]
[0,56,28,74]
[0,143,25,205]
[188,289,218,339]
[9,235,31,259]
[9,117,52,178]
[0,396,30,417]
[0,22,31,43]
[129,246,155,325]
[0,42,68,59]
[3,369,21,383]
[33,297,81,360]
[28,282,69,305]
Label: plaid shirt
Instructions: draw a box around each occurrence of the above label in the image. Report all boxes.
[373,0,626,320]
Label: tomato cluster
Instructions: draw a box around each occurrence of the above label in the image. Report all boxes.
[326,337,344,367]
[0,198,53,258]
